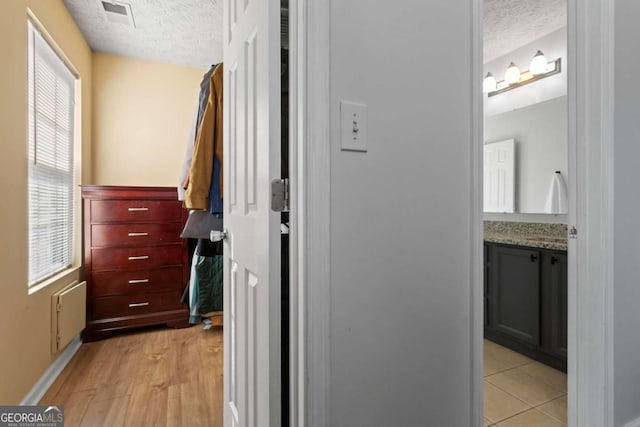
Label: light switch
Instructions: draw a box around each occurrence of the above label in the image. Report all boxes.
[340,101,367,152]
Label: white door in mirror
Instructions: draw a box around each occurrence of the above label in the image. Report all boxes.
[484,139,515,213]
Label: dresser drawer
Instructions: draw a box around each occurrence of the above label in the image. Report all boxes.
[92,291,183,319]
[91,245,184,272]
[92,267,184,297]
[90,200,181,223]
[91,223,182,248]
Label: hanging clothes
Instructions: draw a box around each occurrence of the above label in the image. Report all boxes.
[180,64,225,325]
[177,105,199,201]
[196,65,217,129]
[210,156,223,214]
[178,64,217,201]
[184,63,224,210]
[187,239,224,324]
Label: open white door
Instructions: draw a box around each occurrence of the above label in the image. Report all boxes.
[223,0,281,426]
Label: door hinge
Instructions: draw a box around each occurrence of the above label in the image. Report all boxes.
[271,178,289,212]
[569,226,578,239]
[56,303,62,312]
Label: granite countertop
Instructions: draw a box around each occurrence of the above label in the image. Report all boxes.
[484,221,568,251]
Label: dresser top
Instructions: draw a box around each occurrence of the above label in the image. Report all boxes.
[81,185,179,200]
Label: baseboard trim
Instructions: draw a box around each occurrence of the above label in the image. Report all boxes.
[621,416,640,427]
[20,334,82,405]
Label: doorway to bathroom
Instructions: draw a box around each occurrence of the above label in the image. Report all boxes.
[481,1,569,425]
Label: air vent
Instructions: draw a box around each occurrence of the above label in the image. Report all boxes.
[101,1,136,27]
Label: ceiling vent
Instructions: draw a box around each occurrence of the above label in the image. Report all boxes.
[101,1,136,27]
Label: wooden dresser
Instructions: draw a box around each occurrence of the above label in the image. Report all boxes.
[81,185,189,341]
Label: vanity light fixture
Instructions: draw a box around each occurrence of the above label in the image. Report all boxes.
[482,72,497,93]
[504,62,521,84]
[529,50,548,75]
[483,55,562,97]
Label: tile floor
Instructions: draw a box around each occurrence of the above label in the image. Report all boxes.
[484,339,567,427]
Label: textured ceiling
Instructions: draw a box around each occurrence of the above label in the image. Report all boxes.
[484,0,566,63]
[64,0,563,69]
[63,0,222,69]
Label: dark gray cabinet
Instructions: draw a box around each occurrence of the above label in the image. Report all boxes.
[484,242,567,371]
[489,245,541,346]
[545,252,568,359]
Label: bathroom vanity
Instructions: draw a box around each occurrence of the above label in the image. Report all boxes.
[483,222,568,372]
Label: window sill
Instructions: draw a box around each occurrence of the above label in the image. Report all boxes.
[28,265,81,296]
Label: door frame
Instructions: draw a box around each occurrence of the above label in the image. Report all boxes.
[288,0,332,426]
[470,0,616,424]
[566,0,615,425]
[290,0,615,426]
[471,0,616,424]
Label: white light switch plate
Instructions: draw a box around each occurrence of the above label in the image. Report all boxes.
[340,101,367,152]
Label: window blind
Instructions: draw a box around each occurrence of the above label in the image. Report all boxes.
[27,20,77,286]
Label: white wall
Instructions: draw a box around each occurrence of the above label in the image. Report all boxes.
[484,28,566,117]
[614,1,640,425]
[329,1,474,425]
[485,96,568,213]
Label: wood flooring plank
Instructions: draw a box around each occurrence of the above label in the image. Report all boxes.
[56,389,96,427]
[39,345,93,404]
[53,341,121,402]
[167,381,213,427]
[39,325,223,427]
[124,384,169,427]
[79,395,128,427]
[198,327,224,378]
[201,375,224,427]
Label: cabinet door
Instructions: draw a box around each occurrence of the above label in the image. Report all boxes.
[484,243,490,328]
[549,252,568,358]
[490,245,541,346]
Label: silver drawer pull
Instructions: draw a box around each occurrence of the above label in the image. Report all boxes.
[128,207,149,212]
[128,279,149,284]
[129,302,150,308]
[127,232,149,237]
[128,255,149,260]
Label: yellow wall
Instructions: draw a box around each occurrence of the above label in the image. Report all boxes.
[92,52,204,186]
[0,0,92,404]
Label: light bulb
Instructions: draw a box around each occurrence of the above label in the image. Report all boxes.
[483,72,497,93]
[504,62,520,84]
[530,50,548,75]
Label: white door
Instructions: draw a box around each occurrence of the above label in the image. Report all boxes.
[223,0,281,426]
[484,139,515,213]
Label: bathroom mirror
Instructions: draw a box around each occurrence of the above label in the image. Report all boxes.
[483,26,568,214]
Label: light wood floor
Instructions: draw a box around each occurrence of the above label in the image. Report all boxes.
[484,339,567,426]
[39,325,223,427]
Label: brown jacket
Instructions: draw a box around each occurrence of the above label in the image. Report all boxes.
[184,64,223,210]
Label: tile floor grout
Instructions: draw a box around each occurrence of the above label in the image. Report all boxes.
[484,340,567,426]
[487,407,561,427]
[484,360,532,378]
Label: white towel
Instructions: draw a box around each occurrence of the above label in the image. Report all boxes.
[544,171,568,214]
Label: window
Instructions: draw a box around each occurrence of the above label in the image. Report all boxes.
[27,20,77,286]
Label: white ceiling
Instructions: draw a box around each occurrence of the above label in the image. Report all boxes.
[64,0,563,70]
[63,0,223,69]
[484,0,566,63]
